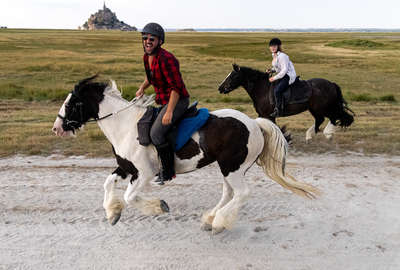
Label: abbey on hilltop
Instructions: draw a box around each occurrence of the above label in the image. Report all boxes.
[82,2,137,31]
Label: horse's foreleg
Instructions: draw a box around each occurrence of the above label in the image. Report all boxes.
[123,175,169,216]
[323,121,337,140]
[103,173,125,225]
[212,171,250,234]
[201,178,233,231]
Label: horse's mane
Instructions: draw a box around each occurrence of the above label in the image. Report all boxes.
[239,66,269,81]
[77,75,155,108]
[105,80,155,108]
[105,80,124,99]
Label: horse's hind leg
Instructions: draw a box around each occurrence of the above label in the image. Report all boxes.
[314,115,325,134]
[306,111,324,143]
[315,116,325,133]
[323,121,337,140]
[211,170,250,234]
[201,178,233,231]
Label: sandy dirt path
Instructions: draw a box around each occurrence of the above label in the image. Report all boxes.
[0,153,399,270]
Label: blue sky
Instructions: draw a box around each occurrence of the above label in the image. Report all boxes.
[1,0,399,29]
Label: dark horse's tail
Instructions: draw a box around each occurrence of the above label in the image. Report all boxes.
[331,83,355,127]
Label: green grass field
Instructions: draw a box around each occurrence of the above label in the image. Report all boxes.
[0,29,399,156]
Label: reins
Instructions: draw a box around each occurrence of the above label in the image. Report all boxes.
[87,96,140,123]
[59,92,141,131]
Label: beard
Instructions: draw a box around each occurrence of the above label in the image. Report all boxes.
[143,43,160,55]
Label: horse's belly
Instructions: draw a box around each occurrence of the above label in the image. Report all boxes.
[174,132,209,174]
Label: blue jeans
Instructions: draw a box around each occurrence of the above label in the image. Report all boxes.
[274,74,289,109]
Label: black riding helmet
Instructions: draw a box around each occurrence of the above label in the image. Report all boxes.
[141,22,165,44]
[269,38,282,46]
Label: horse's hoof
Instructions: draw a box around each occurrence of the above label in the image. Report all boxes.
[212,226,226,235]
[160,200,169,213]
[201,223,213,231]
[109,213,121,226]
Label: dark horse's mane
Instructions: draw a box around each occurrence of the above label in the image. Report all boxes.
[239,66,269,82]
[73,74,108,104]
[236,66,270,91]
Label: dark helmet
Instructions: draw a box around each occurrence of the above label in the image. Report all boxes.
[269,38,282,46]
[141,22,165,44]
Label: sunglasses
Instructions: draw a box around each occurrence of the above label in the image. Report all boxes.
[142,35,156,42]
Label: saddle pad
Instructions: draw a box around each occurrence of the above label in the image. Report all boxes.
[174,108,209,151]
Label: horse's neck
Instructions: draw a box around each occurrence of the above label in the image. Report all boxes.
[244,76,271,106]
[96,94,145,150]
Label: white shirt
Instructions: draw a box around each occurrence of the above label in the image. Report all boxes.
[271,51,296,85]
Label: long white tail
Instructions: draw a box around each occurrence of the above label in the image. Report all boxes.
[255,118,320,199]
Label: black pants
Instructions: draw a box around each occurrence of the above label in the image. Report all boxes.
[274,74,289,108]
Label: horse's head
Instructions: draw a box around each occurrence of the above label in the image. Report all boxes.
[52,75,107,137]
[218,64,244,94]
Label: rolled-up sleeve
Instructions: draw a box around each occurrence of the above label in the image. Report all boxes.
[160,54,185,96]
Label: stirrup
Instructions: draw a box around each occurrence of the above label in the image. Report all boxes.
[155,170,176,185]
[270,108,280,117]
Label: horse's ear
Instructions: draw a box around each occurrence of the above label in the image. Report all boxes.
[232,63,240,72]
[78,74,99,87]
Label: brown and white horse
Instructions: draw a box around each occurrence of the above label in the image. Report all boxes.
[52,76,319,234]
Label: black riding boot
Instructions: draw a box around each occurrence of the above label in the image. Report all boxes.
[270,96,283,117]
[155,142,176,185]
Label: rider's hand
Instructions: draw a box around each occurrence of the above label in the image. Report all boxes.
[162,111,173,125]
[136,88,144,97]
[269,77,275,82]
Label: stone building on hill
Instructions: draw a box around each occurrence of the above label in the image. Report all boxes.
[82,2,137,31]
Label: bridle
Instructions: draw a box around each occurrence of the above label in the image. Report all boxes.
[57,90,87,133]
[58,88,139,133]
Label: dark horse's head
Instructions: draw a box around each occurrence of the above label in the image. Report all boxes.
[218,64,269,94]
[218,64,243,94]
[52,75,108,136]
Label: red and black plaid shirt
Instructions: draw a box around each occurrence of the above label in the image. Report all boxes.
[143,48,189,105]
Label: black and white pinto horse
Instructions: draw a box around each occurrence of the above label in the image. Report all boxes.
[52,76,319,234]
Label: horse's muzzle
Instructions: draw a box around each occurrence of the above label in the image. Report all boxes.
[220,87,232,94]
[218,85,230,94]
[52,118,74,137]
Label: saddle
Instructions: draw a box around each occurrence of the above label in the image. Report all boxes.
[270,76,312,106]
[137,101,210,151]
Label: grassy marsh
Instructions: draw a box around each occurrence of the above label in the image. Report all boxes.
[0,29,399,156]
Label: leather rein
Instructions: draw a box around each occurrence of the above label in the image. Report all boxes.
[58,90,139,131]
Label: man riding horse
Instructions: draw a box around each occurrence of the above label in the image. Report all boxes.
[267,38,297,117]
[51,30,319,232]
[135,23,190,183]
